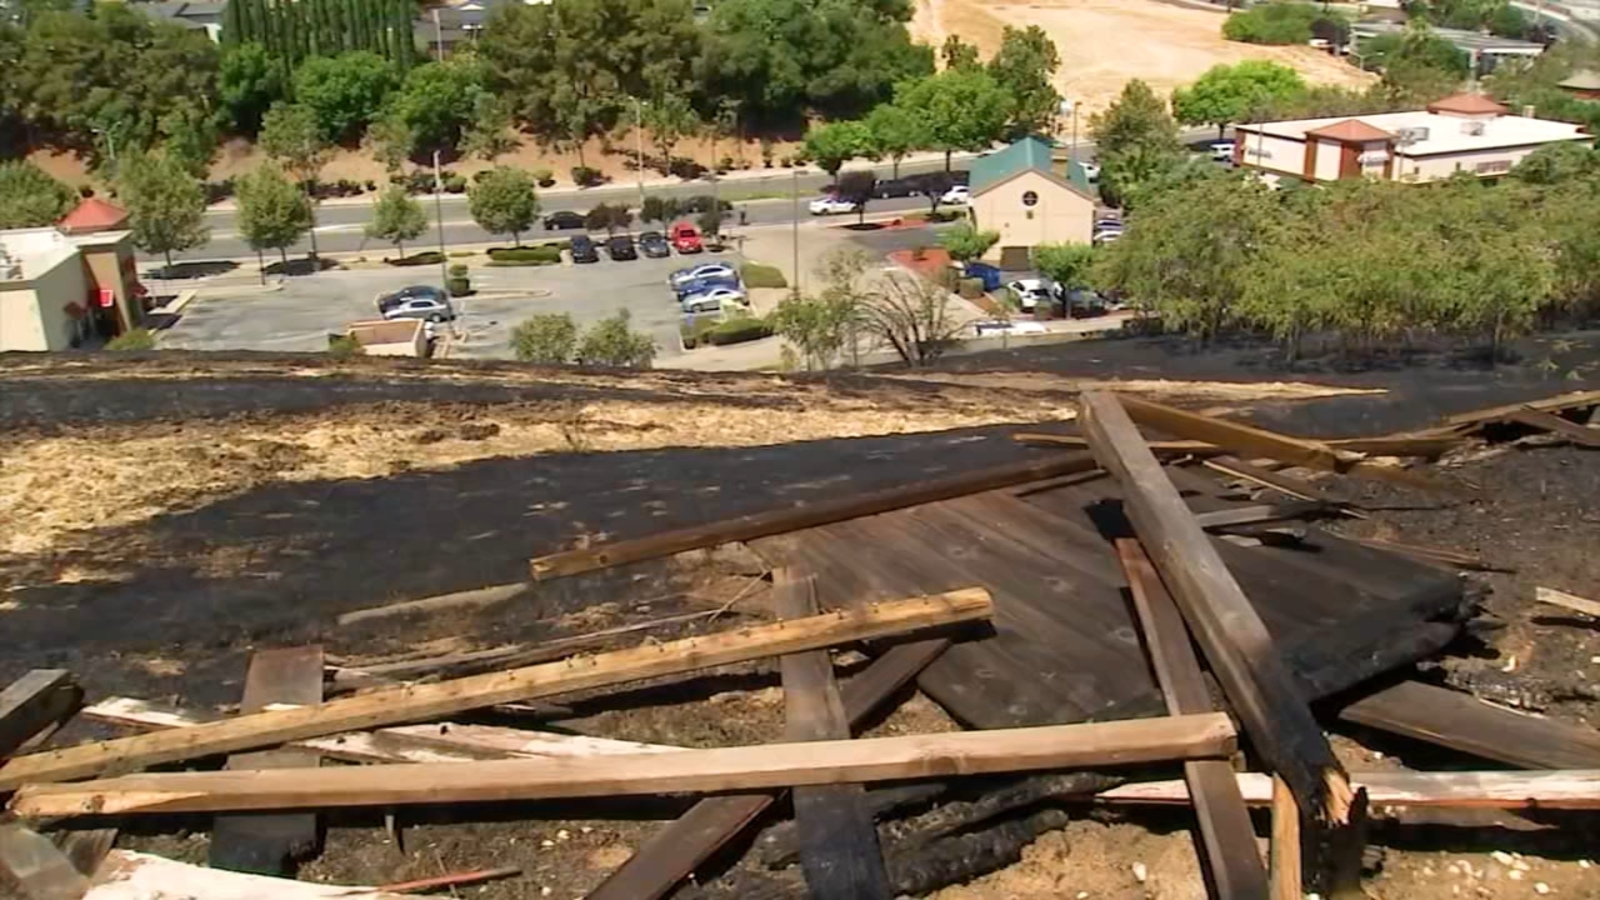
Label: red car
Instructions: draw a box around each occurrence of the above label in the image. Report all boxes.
[669,222,704,254]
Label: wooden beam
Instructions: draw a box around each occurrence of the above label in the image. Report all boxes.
[210,647,324,876]
[1099,769,1600,810]
[528,453,1099,579]
[1444,389,1600,427]
[1504,408,1600,448]
[774,570,892,900]
[1337,680,1600,770]
[1079,391,1352,827]
[1535,586,1600,619]
[0,591,993,790]
[1203,456,1348,506]
[586,638,950,900]
[82,697,685,764]
[1015,432,1459,460]
[85,850,408,900]
[9,714,1237,818]
[1013,433,1222,456]
[1,671,82,760]
[1349,537,1506,573]
[1117,539,1268,900]
[1268,776,1300,900]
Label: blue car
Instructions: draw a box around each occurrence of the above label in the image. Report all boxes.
[674,274,741,300]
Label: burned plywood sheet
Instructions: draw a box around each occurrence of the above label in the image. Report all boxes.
[749,467,1464,731]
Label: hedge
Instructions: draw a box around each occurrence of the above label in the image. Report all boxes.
[388,251,445,267]
[740,262,787,289]
[706,316,774,346]
[488,245,563,266]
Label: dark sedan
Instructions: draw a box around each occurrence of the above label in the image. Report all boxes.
[606,235,637,260]
[570,234,599,263]
[638,230,671,258]
[543,210,586,230]
[874,178,920,198]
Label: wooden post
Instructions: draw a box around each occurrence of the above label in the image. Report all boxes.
[1269,776,1301,900]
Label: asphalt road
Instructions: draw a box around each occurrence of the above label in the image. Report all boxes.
[156,130,1220,265]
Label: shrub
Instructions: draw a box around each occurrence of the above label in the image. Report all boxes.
[531,167,555,187]
[488,245,562,265]
[740,262,788,289]
[364,179,378,192]
[706,315,774,345]
[449,250,476,258]
[679,315,721,349]
[576,309,655,368]
[388,250,445,266]
[327,334,365,358]
[1222,3,1324,45]
[683,195,733,214]
[958,277,985,299]
[106,328,156,351]
[449,263,469,276]
[571,165,603,187]
[447,276,471,296]
[511,312,579,363]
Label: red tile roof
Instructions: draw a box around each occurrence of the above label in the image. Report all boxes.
[57,197,129,234]
[1304,119,1396,143]
[1427,93,1509,116]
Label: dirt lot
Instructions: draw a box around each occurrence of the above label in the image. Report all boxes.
[2,350,1598,899]
[914,0,1376,115]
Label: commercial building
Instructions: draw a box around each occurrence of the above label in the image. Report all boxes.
[1231,93,1590,185]
[968,136,1096,270]
[0,199,145,352]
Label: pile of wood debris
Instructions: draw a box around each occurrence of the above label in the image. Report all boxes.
[2,390,1598,900]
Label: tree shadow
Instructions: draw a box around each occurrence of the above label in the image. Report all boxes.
[264,256,341,277]
[147,260,239,281]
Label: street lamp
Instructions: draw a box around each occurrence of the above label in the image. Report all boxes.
[1058,99,1078,176]
[633,98,647,206]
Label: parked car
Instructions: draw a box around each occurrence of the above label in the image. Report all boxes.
[570,234,600,263]
[1093,228,1122,245]
[377,285,455,322]
[1079,161,1101,183]
[543,210,586,230]
[874,178,921,198]
[809,195,859,216]
[675,275,742,299]
[1005,278,1056,312]
[670,262,738,288]
[638,231,671,258]
[939,184,971,206]
[1056,286,1107,317]
[681,290,751,316]
[1210,141,1236,162]
[960,260,1004,292]
[1093,217,1124,234]
[607,235,638,260]
[669,222,704,254]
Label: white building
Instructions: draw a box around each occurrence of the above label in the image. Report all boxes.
[1231,93,1590,185]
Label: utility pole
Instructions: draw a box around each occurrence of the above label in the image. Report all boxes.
[791,167,800,298]
[634,98,647,207]
[432,150,449,289]
[432,8,443,62]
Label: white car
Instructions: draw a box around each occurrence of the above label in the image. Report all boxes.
[669,262,737,288]
[680,287,749,314]
[1210,141,1236,162]
[808,195,859,216]
[939,184,971,206]
[1093,228,1122,245]
[1080,161,1101,183]
[1005,278,1056,312]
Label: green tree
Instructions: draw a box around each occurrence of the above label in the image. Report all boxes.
[0,160,77,228]
[387,57,486,156]
[804,120,870,177]
[642,92,700,173]
[987,25,1062,136]
[1033,243,1097,313]
[1512,141,1600,184]
[219,42,285,135]
[585,202,634,235]
[260,102,330,258]
[940,35,980,70]
[896,68,1015,170]
[293,50,399,142]
[939,221,999,263]
[365,183,427,257]
[576,308,656,367]
[1222,2,1327,44]
[1172,60,1306,138]
[468,166,540,245]
[862,102,926,178]
[461,94,519,162]
[1360,29,1468,103]
[235,162,314,268]
[120,153,210,271]
[1089,79,1185,208]
[511,312,580,363]
[641,194,684,225]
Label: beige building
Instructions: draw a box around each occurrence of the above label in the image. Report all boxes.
[1232,93,1590,185]
[968,136,1095,269]
[342,318,429,357]
[0,199,145,352]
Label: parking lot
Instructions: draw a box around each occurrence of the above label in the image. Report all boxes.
[160,249,748,361]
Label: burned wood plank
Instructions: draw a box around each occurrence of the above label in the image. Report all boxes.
[1114,396,1357,472]
[1100,769,1600,809]
[1444,389,1600,428]
[1348,537,1507,573]
[210,647,325,876]
[1117,539,1268,900]
[11,714,1238,817]
[0,671,82,760]
[774,569,892,900]
[1190,502,1334,531]
[0,591,992,790]
[528,453,1099,579]
[1078,392,1353,831]
[1015,432,1460,460]
[1337,680,1600,770]
[1503,408,1600,448]
[1202,456,1352,507]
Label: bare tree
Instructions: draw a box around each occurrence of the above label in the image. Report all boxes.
[861,272,966,367]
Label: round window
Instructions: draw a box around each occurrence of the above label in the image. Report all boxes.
[1022,190,1039,207]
